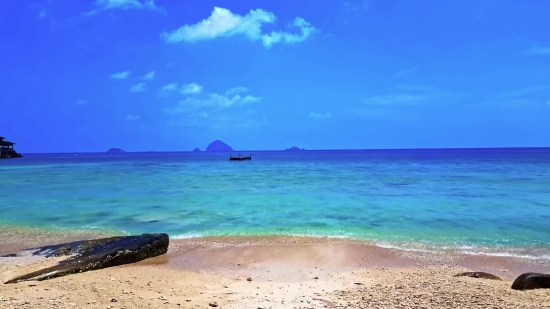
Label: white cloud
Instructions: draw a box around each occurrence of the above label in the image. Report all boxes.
[364,93,432,106]
[129,82,146,92]
[225,86,248,96]
[344,0,370,11]
[76,99,87,105]
[84,0,162,16]
[167,111,269,129]
[395,67,416,77]
[309,111,332,119]
[160,83,178,91]
[39,9,47,18]
[126,114,141,121]
[527,48,550,55]
[110,71,131,79]
[490,85,550,99]
[96,0,158,10]
[162,7,317,48]
[164,85,263,128]
[360,85,465,108]
[181,83,203,94]
[165,92,259,113]
[142,71,155,80]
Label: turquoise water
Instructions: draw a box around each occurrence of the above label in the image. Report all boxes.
[1,149,550,258]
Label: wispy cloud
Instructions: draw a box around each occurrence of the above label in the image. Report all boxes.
[110,71,131,79]
[489,85,550,99]
[160,83,179,91]
[362,85,461,106]
[225,86,248,96]
[474,85,550,110]
[165,93,260,113]
[142,71,155,80]
[129,82,146,92]
[527,47,550,55]
[164,85,263,128]
[126,114,141,121]
[38,9,47,18]
[364,93,432,106]
[75,99,87,105]
[343,0,369,11]
[181,83,203,94]
[162,7,318,48]
[85,0,162,15]
[309,111,332,119]
[395,67,416,77]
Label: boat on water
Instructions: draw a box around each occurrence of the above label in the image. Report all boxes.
[0,136,23,159]
[229,153,251,161]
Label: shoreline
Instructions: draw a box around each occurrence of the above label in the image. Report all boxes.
[2,223,550,264]
[2,233,550,308]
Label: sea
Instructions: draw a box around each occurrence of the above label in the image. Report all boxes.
[1,148,550,259]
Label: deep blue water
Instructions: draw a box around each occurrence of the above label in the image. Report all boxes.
[1,148,550,258]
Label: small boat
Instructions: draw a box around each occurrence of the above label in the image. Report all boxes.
[229,153,251,161]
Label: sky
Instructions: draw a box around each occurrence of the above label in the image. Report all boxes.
[1,0,549,152]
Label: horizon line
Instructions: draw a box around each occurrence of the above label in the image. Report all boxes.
[17,146,550,154]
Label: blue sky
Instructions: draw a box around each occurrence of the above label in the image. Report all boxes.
[1,0,549,152]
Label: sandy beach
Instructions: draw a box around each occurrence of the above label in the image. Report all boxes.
[1,232,550,309]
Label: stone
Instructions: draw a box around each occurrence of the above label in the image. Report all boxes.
[511,273,550,290]
[3,233,169,284]
[247,277,252,282]
[209,301,218,307]
[454,272,502,280]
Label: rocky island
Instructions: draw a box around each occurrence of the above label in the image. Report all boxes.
[205,140,234,152]
[192,147,201,152]
[285,146,305,151]
[106,148,125,153]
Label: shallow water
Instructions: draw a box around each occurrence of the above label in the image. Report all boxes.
[1,149,550,258]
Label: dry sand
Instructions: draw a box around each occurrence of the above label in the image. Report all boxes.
[1,235,550,308]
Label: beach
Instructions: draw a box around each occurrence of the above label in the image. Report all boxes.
[2,234,550,309]
[1,150,550,307]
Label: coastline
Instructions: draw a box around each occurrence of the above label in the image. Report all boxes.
[1,230,550,308]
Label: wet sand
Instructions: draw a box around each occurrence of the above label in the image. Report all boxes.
[1,235,550,308]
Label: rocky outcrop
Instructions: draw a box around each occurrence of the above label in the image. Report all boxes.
[205,140,233,152]
[511,273,550,290]
[285,146,305,151]
[193,148,201,152]
[454,272,502,280]
[107,148,125,153]
[3,233,169,284]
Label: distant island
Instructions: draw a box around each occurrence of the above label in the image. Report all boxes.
[285,146,305,151]
[192,148,201,152]
[205,140,234,152]
[107,148,125,153]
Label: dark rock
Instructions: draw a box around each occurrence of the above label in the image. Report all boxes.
[192,147,201,152]
[512,273,550,290]
[454,272,502,280]
[205,140,234,152]
[247,277,252,282]
[3,233,169,284]
[107,148,125,153]
[209,302,218,307]
[285,146,304,151]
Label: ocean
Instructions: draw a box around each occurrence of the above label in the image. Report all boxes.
[1,148,550,259]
